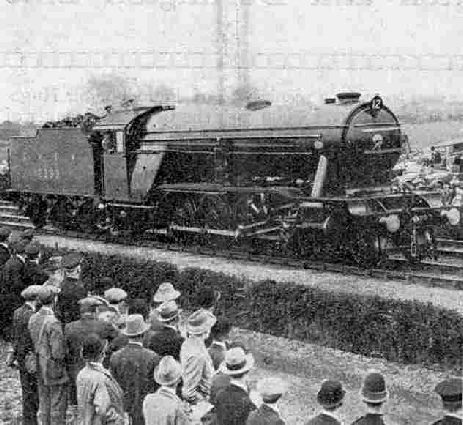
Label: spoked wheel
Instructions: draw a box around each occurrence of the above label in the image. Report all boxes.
[352,232,383,268]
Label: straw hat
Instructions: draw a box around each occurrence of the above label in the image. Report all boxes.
[153,282,181,303]
[154,356,182,386]
[219,347,255,376]
[121,314,151,337]
[187,309,216,335]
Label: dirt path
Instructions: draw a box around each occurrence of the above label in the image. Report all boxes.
[37,235,463,315]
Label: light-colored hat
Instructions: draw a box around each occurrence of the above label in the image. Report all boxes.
[219,347,255,376]
[187,309,216,335]
[121,314,151,337]
[256,378,288,402]
[361,371,388,404]
[157,301,179,322]
[154,355,182,386]
[153,282,181,303]
[20,285,43,301]
[36,285,59,304]
[104,287,127,304]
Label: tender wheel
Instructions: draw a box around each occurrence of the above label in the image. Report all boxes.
[352,232,383,267]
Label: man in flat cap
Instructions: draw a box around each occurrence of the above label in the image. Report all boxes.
[0,226,11,267]
[110,314,160,425]
[351,371,389,425]
[28,285,68,425]
[145,300,184,361]
[150,282,181,333]
[1,239,28,340]
[9,285,42,425]
[24,243,49,287]
[64,296,119,410]
[56,252,86,325]
[432,378,462,425]
[306,379,345,425]
[247,377,288,425]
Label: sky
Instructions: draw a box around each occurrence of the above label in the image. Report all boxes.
[1,0,463,121]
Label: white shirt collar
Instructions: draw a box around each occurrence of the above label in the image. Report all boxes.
[17,254,26,264]
[322,409,343,423]
[230,379,249,393]
[264,403,280,415]
[161,385,177,395]
[211,341,227,349]
[25,301,36,311]
[41,306,54,314]
[128,341,143,347]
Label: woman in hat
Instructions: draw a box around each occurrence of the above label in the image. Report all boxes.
[180,310,216,405]
[77,333,126,425]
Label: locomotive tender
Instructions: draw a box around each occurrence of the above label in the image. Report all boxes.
[7,92,453,265]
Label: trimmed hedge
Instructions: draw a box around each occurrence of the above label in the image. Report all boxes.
[79,252,462,372]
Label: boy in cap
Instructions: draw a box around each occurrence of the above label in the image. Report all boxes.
[247,377,288,425]
[145,300,184,360]
[9,285,42,425]
[0,226,11,267]
[104,287,128,328]
[110,314,161,425]
[306,379,345,425]
[351,371,389,425]
[143,356,190,425]
[432,378,462,425]
[64,296,119,408]
[215,346,257,425]
[28,285,68,425]
[56,252,86,324]
[76,333,126,425]
[180,309,216,405]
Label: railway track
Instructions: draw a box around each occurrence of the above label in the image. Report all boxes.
[0,200,462,290]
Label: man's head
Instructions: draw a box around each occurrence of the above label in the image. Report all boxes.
[361,371,388,408]
[104,287,128,313]
[152,282,180,307]
[154,356,182,388]
[317,379,345,411]
[256,377,288,405]
[157,301,179,326]
[19,229,35,243]
[61,252,83,279]
[36,285,59,307]
[122,314,151,341]
[219,346,255,382]
[20,285,43,306]
[79,296,107,319]
[210,319,232,343]
[435,378,462,414]
[25,243,41,264]
[186,309,216,340]
[82,333,107,363]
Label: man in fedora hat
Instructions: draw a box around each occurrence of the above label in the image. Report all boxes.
[64,296,119,408]
[306,379,345,425]
[215,346,257,425]
[9,285,42,425]
[143,356,190,425]
[351,371,389,425]
[110,314,161,425]
[180,309,216,404]
[146,300,184,360]
[208,319,232,370]
[56,252,86,325]
[247,377,287,425]
[150,282,181,332]
[431,378,462,425]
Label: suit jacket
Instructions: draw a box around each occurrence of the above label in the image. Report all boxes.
[146,325,184,360]
[180,336,214,404]
[143,387,190,425]
[208,341,227,371]
[215,383,257,425]
[56,276,87,324]
[431,416,462,425]
[3,255,26,297]
[110,342,161,425]
[77,361,125,425]
[351,413,387,425]
[23,260,49,287]
[12,303,35,365]
[65,315,119,383]
[210,372,231,406]
[247,404,285,425]
[28,307,69,386]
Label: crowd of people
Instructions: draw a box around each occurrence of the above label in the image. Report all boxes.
[0,228,461,425]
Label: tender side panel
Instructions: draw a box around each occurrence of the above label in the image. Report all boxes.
[10,129,95,196]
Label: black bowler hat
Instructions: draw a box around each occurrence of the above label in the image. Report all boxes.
[317,380,345,409]
[435,378,462,409]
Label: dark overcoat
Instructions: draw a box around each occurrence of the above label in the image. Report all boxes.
[215,383,257,425]
[247,404,285,425]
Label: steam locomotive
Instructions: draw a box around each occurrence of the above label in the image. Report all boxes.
[6,92,456,265]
